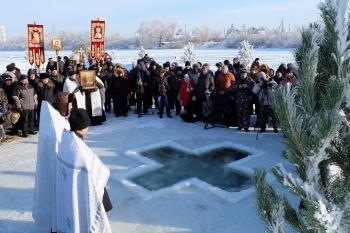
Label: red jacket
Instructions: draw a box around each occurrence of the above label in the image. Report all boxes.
[179,79,194,107]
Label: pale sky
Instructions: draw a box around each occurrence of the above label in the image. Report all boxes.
[1,0,322,38]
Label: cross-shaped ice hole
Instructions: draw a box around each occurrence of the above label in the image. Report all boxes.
[130,147,252,192]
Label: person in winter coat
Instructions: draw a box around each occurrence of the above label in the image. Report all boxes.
[171,66,184,115]
[110,68,129,117]
[155,69,172,118]
[253,71,279,133]
[13,74,38,137]
[6,64,21,82]
[2,74,17,132]
[189,63,201,87]
[232,69,255,131]
[196,64,215,118]
[214,87,231,126]
[202,89,216,125]
[216,65,235,91]
[50,68,65,92]
[135,60,151,116]
[179,74,194,113]
[273,68,284,85]
[183,61,192,75]
[36,73,56,123]
[0,78,12,140]
[279,68,298,87]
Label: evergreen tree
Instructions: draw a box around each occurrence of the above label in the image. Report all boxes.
[237,40,254,70]
[183,42,198,65]
[138,46,146,59]
[254,1,350,232]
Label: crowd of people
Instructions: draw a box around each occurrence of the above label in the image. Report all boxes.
[0,53,299,142]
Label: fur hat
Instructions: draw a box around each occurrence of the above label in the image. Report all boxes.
[250,66,258,72]
[40,73,50,79]
[18,74,28,81]
[215,62,223,67]
[68,70,76,76]
[258,71,267,79]
[53,92,74,116]
[224,59,230,65]
[185,61,191,66]
[116,63,123,68]
[114,68,125,76]
[239,64,246,69]
[2,73,13,81]
[6,64,16,72]
[150,60,157,67]
[27,70,36,76]
[69,108,91,131]
[259,64,269,74]
[276,68,284,74]
[176,66,183,71]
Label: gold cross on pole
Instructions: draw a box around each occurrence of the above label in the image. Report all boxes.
[73,42,89,66]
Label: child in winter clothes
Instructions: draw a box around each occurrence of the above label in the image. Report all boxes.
[179,74,194,114]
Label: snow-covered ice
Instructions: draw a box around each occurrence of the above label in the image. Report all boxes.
[0,48,297,233]
[0,111,296,233]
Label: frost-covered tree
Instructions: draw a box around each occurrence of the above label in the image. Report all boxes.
[254,0,350,232]
[191,25,211,43]
[237,40,254,70]
[138,46,146,59]
[137,19,180,47]
[183,42,197,65]
[226,24,236,37]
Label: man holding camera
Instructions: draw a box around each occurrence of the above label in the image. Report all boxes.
[253,71,279,133]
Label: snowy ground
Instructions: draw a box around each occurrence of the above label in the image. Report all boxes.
[0,108,299,233]
[0,48,297,232]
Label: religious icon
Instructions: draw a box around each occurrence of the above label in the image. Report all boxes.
[95,27,102,39]
[79,70,96,90]
[32,32,41,44]
[52,39,61,49]
[50,36,63,51]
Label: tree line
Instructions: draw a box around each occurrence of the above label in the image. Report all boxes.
[0,19,302,51]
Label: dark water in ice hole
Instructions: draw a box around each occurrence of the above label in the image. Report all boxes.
[130,147,253,192]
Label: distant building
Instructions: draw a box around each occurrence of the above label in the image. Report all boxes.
[0,26,6,43]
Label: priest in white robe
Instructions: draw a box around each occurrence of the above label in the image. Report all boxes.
[32,101,70,232]
[63,70,86,109]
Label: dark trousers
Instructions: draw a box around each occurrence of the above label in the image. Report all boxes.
[173,92,181,114]
[20,109,35,134]
[158,95,170,115]
[105,89,112,112]
[237,104,251,128]
[137,93,149,114]
[113,94,128,115]
[260,105,278,130]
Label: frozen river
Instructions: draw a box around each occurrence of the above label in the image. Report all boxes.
[0,48,295,74]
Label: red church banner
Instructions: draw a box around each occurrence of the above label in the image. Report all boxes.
[90,20,105,62]
[27,24,45,67]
